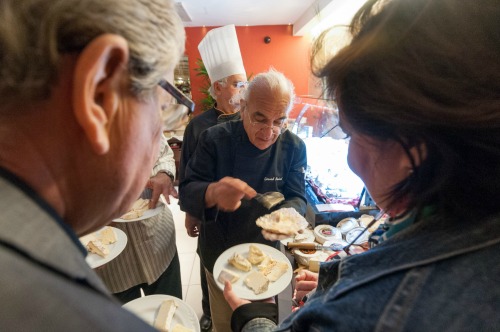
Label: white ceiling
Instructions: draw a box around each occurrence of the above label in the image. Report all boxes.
[176,0,317,29]
[176,0,367,36]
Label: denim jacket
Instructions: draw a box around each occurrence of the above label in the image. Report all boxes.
[236,213,500,331]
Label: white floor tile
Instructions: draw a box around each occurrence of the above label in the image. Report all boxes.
[189,254,201,285]
[169,189,204,323]
[185,284,204,320]
[179,252,196,286]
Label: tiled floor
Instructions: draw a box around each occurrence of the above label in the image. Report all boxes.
[169,195,205,320]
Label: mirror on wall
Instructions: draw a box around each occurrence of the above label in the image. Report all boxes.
[174,55,191,99]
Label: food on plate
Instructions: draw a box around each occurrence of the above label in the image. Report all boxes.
[81,226,117,257]
[228,252,252,272]
[293,228,315,243]
[244,270,270,295]
[120,198,150,220]
[247,244,266,265]
[99,227,116,245]
[154,299,178,332]
[260,260,289,282]
[86,239,109,258]
[255,207,308,236]
[217,269,240,284]
[257,254,273,271]
[172,324,194,332]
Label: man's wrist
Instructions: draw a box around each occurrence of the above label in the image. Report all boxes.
[158,170,175,182]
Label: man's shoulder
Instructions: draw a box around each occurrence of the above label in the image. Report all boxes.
[280,129,306,148]
[203,120,241,138]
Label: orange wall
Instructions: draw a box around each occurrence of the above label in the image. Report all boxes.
[185,25,314,115]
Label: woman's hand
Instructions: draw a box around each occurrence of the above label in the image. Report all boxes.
[223,281,275,311]
[293,270,318,304]
[223,281,251,310]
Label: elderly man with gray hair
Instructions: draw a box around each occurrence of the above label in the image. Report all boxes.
[179,24,248,332]
[180,68,307,332]
[0,0,188,330]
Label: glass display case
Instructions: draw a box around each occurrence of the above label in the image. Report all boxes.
[289,97,378,227]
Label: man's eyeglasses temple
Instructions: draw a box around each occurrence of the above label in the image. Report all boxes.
[158,79,195,113]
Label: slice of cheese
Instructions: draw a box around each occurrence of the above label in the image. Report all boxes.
[172,323,194,332]
[228,253,252,272]
[217,269,240,284]
[99,227,116,245]
[86,239,109,258]
[154,299,178,332]
[244,271,270,295]
[257,255,274,271]
[120,198,151,220]
[247,244,266,265]
[261,260,289,282]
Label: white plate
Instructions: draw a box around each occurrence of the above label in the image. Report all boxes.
[112,201,165,222]
[123,295,200,332]
[213,243,293,301]
[345,227,370,245]
[79,227,127,269]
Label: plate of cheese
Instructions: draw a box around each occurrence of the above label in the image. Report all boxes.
[123,295,199,332]
[79,226,127,269]
[113,198,165,222]
[213,243,293,301]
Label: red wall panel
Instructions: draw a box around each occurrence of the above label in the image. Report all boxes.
[185,25,313,115]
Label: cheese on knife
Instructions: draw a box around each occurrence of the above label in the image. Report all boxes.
[154,299,178,332]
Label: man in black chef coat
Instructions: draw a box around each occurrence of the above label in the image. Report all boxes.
[179,68,307,332]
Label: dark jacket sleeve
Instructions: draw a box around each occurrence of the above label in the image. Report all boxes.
[179,129,217,222]
[277,135,307,215]
[231,303,278,332]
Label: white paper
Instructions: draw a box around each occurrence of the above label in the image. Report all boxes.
[316,204,355,212]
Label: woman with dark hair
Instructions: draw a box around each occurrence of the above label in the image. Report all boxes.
[223,0,500,330]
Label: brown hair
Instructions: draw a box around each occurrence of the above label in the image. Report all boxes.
[314,0,500,219]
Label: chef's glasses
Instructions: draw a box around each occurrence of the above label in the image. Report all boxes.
[245,111,287,135]
[158,79,195,113]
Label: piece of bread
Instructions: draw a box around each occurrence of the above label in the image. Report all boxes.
[256,207,309,236]
[99,227,116,245]
[228,253,252,272]
[247,244,266,265]
[244,271,270,295]
[154,299,178,332]
[217,269,240,284]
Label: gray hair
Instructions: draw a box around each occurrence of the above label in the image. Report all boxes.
[208,77,228,99]
[0,0,185,103]
[242,68,295,115]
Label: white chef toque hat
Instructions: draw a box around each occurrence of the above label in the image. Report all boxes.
[198,24,246,83]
